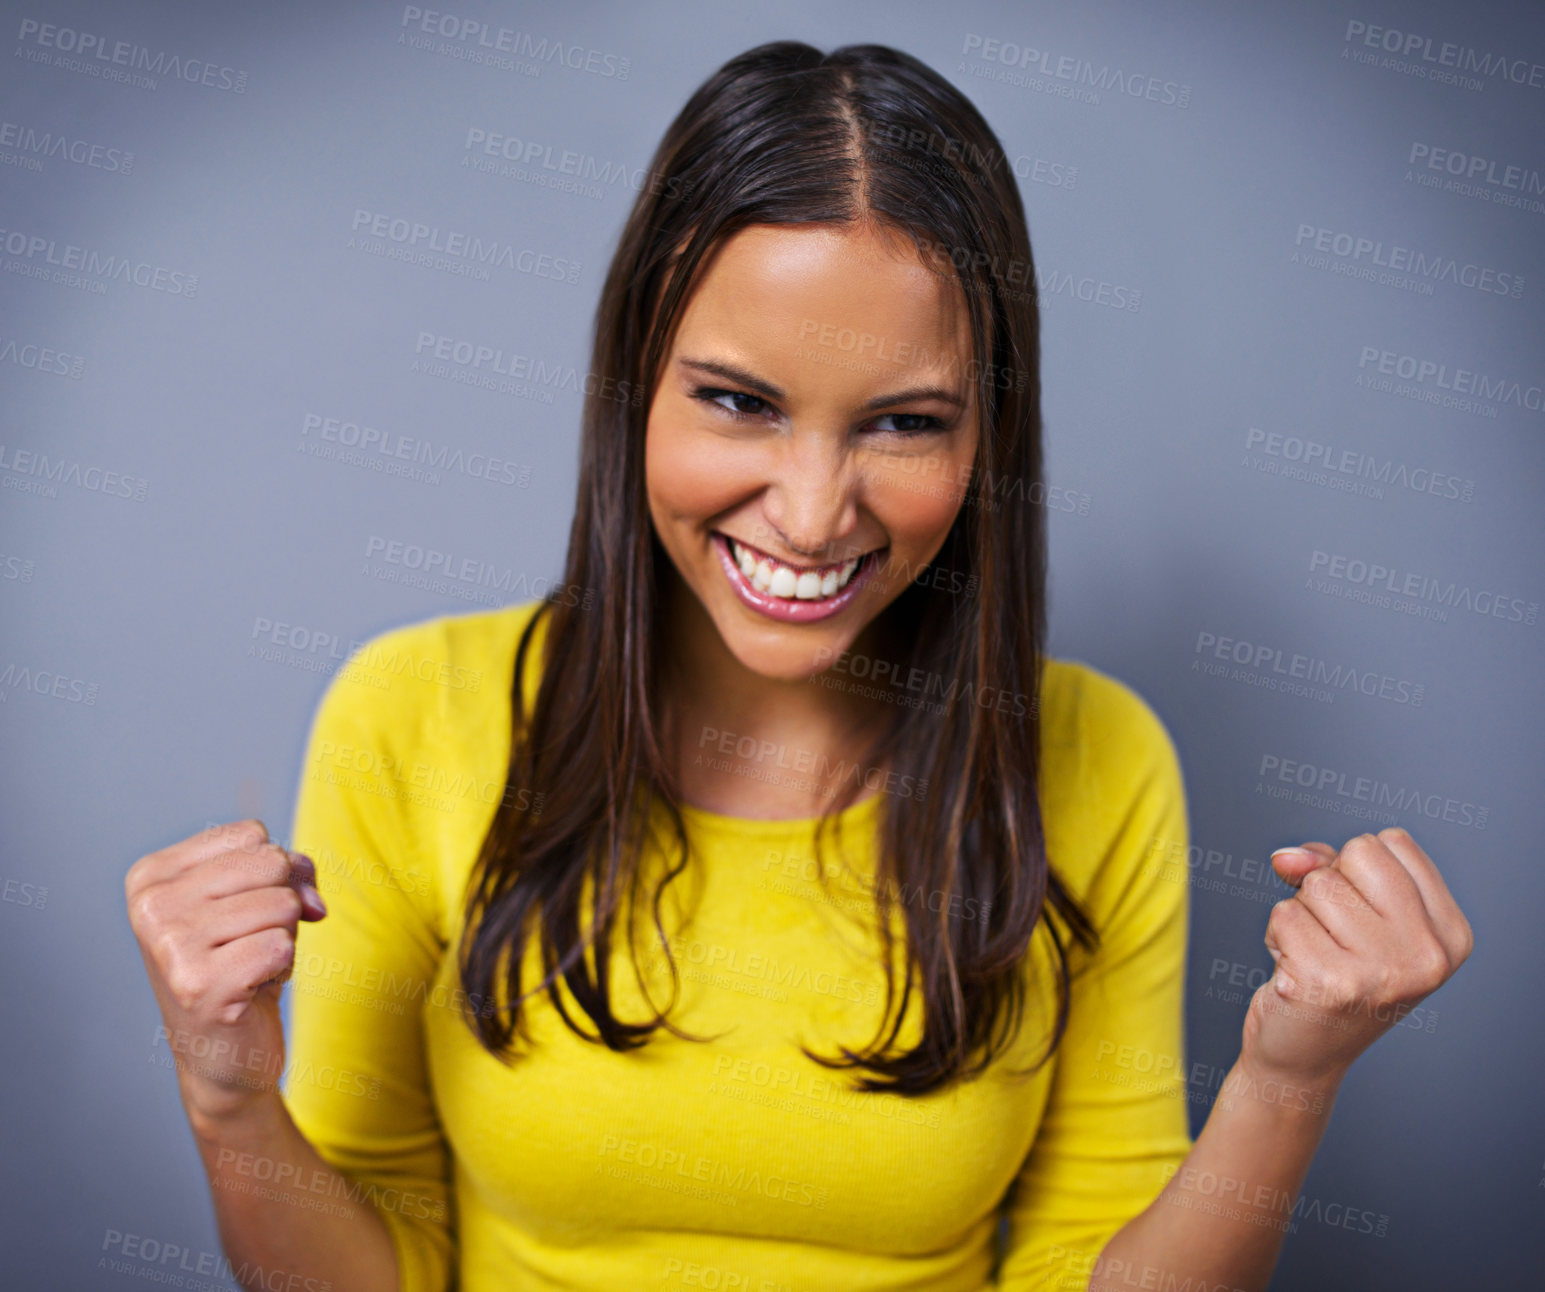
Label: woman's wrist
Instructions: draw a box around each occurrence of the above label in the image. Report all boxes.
[1225,1048,1346,1118]
[182,1078,288,1145]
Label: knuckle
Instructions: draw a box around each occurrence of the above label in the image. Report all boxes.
[1270,897,1303,930]
[163,959,204,1011]
[212,818,259,849]
[1416,942,1450,986]
[223,842,288,884]
[150,925,183,966]
[1340,832,1378,857]
[1369,960,1400,1000]
[1301,869,1335,901]
[130,887,167,933]
[225,819,270,855]
[237,816,269,840]
[264,943,297,984]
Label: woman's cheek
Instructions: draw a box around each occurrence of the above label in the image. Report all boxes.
[650,417,757,519]
[868,455,969,545]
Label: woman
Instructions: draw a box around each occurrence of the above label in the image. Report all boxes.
[126,41,1472,1292]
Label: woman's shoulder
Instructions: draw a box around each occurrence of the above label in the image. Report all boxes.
[317,597,551,726]
[1036,655,1188,901]
[297,598,552,940]
[1038,654,1182,771]
[354,595,549,672]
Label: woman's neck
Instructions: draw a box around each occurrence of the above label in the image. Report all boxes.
[655,570,894,819]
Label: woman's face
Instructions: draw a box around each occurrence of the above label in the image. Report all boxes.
[644,220,980,683]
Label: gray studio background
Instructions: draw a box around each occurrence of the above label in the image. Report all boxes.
[2,0,1541,1288]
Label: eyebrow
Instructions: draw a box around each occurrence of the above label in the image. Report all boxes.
[677,356,967,411]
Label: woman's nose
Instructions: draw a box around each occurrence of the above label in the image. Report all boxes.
[760,444,861,561]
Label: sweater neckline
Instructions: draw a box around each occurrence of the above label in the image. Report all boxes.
[670,787,885,835]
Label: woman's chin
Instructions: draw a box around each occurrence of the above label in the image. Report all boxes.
[722,638,842,685]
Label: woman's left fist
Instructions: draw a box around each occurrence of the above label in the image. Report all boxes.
[1239,826,1474,1090]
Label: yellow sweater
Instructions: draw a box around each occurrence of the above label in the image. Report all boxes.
[282,597,1192,1291]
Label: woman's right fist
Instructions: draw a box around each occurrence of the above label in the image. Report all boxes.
[126,818,327,1122]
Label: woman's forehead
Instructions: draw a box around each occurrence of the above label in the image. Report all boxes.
[674,223,973,354]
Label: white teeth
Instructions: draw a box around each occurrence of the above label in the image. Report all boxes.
[794,571,823,599]
[725,535,867,602]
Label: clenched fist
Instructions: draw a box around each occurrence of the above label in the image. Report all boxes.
[126,818,327,1123]
[1240,826,1474,1090]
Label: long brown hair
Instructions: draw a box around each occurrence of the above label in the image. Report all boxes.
[458,40,1098,1096]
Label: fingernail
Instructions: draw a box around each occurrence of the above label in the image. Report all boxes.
[300,882,327,918]
[1270,847,1312,864]
[286,849,318,886]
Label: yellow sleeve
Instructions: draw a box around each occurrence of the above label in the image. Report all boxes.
[996,669,1193,1291]
[281,623,457,1292]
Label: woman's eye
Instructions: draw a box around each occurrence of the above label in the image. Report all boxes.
[691,386,943,436]
[871,413,945,436]
[695,387,772,420]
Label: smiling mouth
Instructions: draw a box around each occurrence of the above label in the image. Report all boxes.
[714,531,883,601]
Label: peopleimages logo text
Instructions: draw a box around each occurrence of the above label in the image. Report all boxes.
[15,18,250,91]
[960,33,1191,106]
[1258,755,1488,831]
[1294,224,1523,298]
[1343,20,1545,90]
[350,210,580,283]
[1308,550,1538,625]
[1408,143,1545,195]
[398,6,630,78]
[1357,347,1543,414]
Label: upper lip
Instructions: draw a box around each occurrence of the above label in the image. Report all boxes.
[716,532,881,573]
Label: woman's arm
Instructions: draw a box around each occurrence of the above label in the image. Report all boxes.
[1091,827,1473,1292]
[1087,1054,1339,1291]
[127,816,404,1292]
[992,670,1199,1290]
[186,1089,399,1292]
[275,622,464,1292]
[134,623,465,1292]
